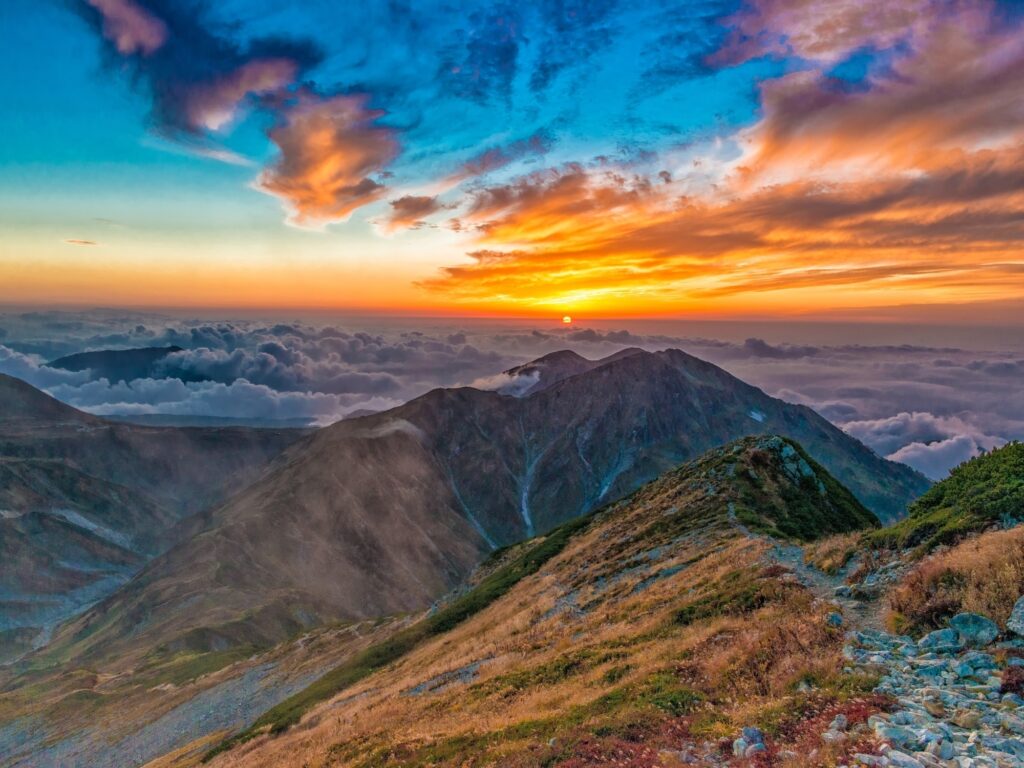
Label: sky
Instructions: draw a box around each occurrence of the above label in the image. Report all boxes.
[2,0,1023,319]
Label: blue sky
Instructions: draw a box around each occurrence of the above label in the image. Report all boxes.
[1,0,1023,318]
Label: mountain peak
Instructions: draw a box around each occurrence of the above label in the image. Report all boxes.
[501,346,648,396]
[691,434,880,540]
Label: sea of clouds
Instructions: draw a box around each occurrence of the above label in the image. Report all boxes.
[0,310,1020,480]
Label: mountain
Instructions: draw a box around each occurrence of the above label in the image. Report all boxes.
[68,435,886,768]
[0,436,883,768]
[499,348,643,395]
[46,345,186,384]
[0,374,305,661]
[39,348,927,666]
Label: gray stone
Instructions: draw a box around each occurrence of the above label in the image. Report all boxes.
[919,628,963,652]
[741,726,764,744]
[1008,597,1024,637]
[950,614,1000,648]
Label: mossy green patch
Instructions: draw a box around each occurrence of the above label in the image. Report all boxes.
[866,442,1024,555]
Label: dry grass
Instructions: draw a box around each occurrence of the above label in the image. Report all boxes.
[203,529,879,768]
[888,526,1024,635]
[160,442,890,768]
[803,533,862,575]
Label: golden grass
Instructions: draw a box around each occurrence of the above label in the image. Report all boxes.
[207,521,872,768]
[803,532,862,575]
[888,526,1024,634]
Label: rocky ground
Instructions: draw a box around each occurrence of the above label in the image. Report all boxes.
[841,613,1024,767]
[726,506,1024,767]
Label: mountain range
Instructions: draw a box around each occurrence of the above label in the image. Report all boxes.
[3,432,886,768]
[19,347,928,672]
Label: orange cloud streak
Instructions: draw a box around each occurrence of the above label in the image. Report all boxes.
[421,0,1024,316]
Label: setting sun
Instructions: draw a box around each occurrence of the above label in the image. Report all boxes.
[562,316,573,324]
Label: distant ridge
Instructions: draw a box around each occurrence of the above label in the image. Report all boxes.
[0,373,303,656]
[47,345,186,383]
[0,372,97,423]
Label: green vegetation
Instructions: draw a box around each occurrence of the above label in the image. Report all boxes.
[203,511,595,760]
[867,442,1024,554]
[673,566,797,626]
[734,438,880,541]
[471,648,627,698]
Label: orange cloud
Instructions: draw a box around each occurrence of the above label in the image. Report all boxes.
[421,145,1024,312]
[420,0,1024,315]
[379,195,446,232]
[258,94,399,227]
[740,5,1024,184]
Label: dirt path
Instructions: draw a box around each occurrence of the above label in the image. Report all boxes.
[727,502,885,630]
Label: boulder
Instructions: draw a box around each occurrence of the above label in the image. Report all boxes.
[949,613,999,648]
[1008,596,1024,637]
[741,726,764,745]
[918,627,963,652]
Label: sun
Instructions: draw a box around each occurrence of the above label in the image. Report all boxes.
[562,315,573,325]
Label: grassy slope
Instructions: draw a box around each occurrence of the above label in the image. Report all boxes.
[204,513,595,759]
[866,441,1024,554]
[201,436,881,766]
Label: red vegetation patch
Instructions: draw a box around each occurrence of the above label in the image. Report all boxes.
[772,695,892,764]
[1001,666,1024,696]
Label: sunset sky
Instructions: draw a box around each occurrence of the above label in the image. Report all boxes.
[2,0,1023,319]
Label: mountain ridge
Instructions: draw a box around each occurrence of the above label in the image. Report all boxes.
[31,347,928,668]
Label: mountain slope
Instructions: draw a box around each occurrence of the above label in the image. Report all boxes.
[1,437,884,768]
[41,349,924,665]
[0,374,305,657]
[195,436,882,768]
